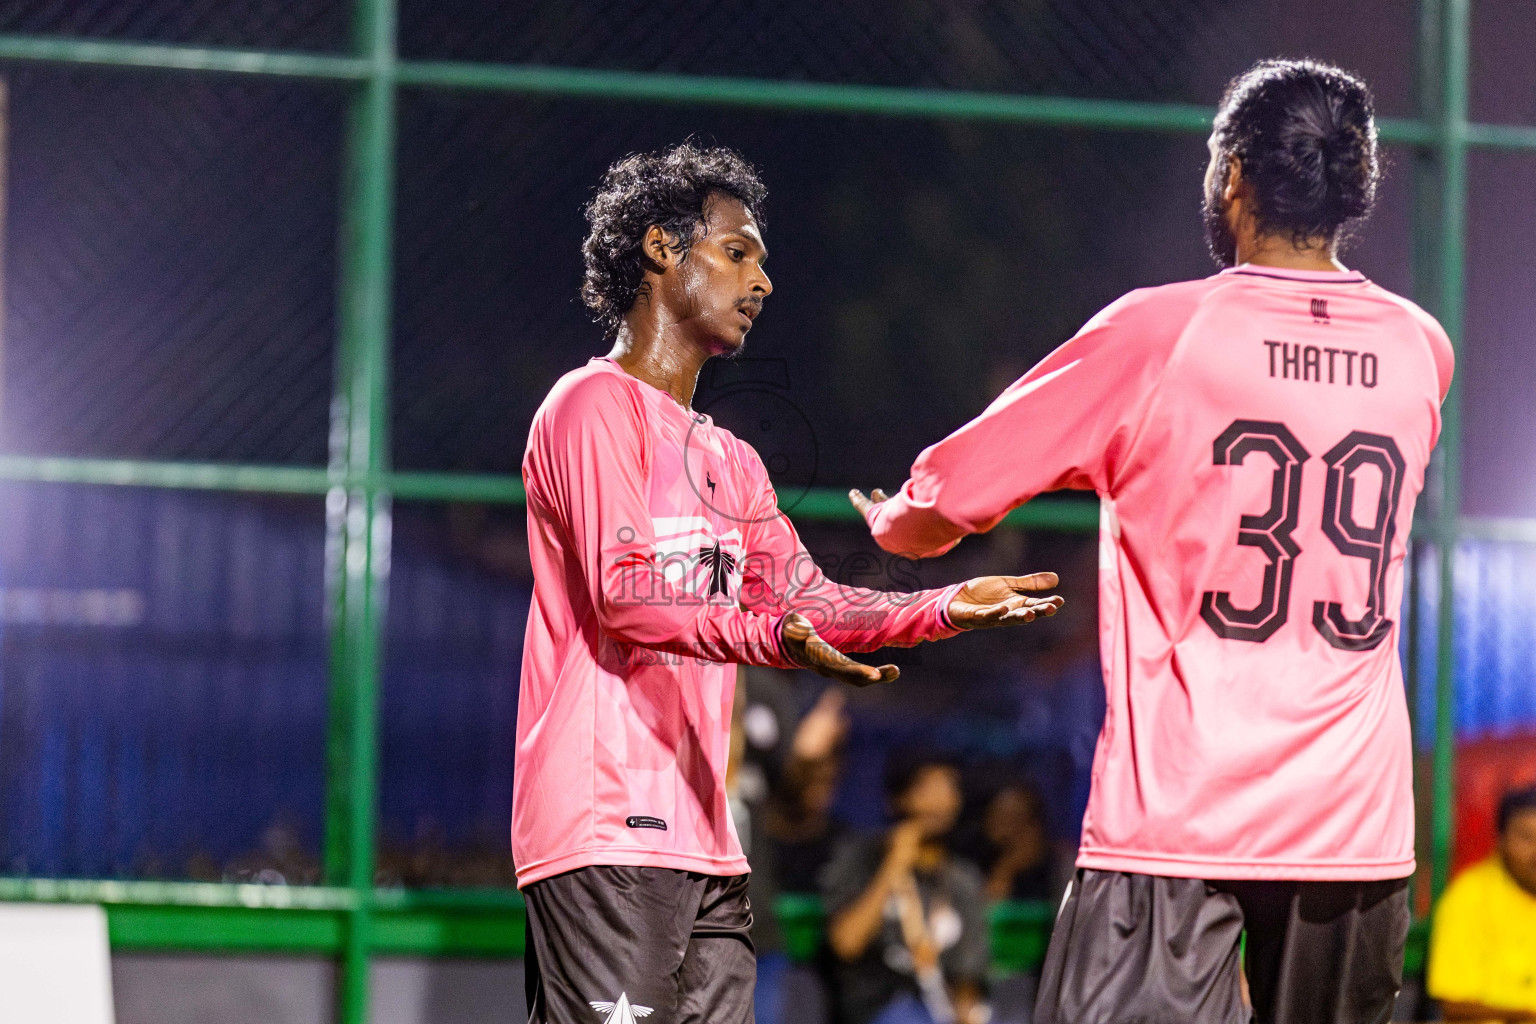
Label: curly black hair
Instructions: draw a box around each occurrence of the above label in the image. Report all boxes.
[1214,59,1380,246]
[581,142,767,338]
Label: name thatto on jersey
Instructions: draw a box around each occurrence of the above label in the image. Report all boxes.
[1264,339,1379,387]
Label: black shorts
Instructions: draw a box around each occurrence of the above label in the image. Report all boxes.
[523,865,756,1024]
[1035,868,1410,1024]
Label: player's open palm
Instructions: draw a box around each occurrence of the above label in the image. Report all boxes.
[779,612,901,688]
[947,573,1063,630]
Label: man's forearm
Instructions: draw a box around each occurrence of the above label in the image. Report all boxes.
[827,862,906,961]
[790,580,965,654]
[595,570,793,667]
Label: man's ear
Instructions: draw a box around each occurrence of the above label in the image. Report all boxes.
[1222,155,1243,204]
[641,224,676,273]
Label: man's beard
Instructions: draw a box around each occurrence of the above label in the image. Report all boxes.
[718,330,747,359]
[1203,183,1238,268]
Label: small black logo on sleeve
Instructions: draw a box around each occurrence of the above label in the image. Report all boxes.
[1311,298,1330,323]
[626,816,668,831]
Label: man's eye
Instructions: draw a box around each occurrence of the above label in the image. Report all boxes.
[728,249,745,261]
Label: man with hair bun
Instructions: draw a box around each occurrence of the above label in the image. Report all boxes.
[515,143,1064,1024]
[854,60,1455,1023]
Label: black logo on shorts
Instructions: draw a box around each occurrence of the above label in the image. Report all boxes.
[1311,298,1330,324]
[626,816,668,831]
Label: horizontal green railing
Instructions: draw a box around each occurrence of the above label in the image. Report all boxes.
[0,452,1102,529]
[0,877,1051,965]
[0,34,1529,149]
[773,891,1430,977]
[0,877,1428,976]
[0,454,333,494]
[0,35,370,79]
[1,453,1531,542]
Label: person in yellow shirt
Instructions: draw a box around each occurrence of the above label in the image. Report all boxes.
[1429,785,1536,1022]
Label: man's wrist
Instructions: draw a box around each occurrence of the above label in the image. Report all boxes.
[770,612,797,667]
[935,581,966,634]
[877,855,913,884]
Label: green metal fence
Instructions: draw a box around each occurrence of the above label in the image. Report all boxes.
[0,0,1529,1020]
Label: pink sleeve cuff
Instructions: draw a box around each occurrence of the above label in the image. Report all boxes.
[934,582,966,637]
[769,611,796,669]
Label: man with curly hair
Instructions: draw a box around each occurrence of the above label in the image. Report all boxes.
[514,142,1064,1024]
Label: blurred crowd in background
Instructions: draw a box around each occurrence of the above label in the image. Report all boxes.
[728,662,1089,1024]
[5,483,1535,1020]
[0,488,1105,891]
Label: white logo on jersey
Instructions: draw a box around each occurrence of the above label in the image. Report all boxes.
[651,516,743,598]
[589,992,654,1024]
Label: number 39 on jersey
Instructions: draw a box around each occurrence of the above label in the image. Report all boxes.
[1199,418,1406,652]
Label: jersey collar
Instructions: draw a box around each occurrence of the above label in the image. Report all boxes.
[590,356,710,424]
[1220,265,1368,284]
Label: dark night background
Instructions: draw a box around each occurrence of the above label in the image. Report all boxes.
[2,0,1532,513]
[0,0,1532,883]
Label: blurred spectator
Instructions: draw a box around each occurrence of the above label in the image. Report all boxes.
[822,749,989,1024]
[731,668,791,1024]
[374,818,517,888]
[765,687,852,893]
[1428,784,1536,1021]
[964,779,1056,902]
[200,819,321,886]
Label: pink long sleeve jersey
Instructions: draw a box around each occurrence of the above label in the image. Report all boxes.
[869,266,1454,881]
[514,358,964,888]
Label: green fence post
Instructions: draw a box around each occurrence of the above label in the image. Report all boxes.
[1412,0,1444,320]
[1431,0,1470,904]
[326,0,397,1020]
[1407,0,1444,917]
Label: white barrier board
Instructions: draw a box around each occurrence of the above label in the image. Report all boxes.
[0,903,116,1024]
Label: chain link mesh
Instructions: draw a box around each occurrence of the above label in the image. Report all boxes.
[392,93,1210,479]
[1,68,341,465]
[0,0,347,52]
[1470,0,1536,125]
[403,0,1222,101]
[400,0,1415,113]
[1464,150,1536,518]
[393,92,1413,486]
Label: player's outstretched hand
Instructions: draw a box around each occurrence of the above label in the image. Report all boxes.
[847,487,889,519]
[779,612,900,688]
[947,573,1063,630]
